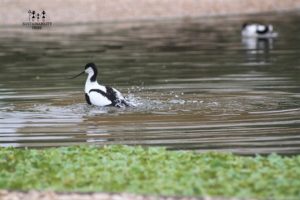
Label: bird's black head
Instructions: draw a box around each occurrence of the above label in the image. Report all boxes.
[84,63,98,82]
[69,62,98,81]
[242,23,248,30]
[85,62,97,71]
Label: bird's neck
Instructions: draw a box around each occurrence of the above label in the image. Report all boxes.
[88,71,97,82]
[85,77,107,94]
[85,73,99,93]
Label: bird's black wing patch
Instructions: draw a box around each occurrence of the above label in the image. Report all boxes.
[105,87,131,107]
[105,86,118,106]
[256,25,269,34]
[85,93,92,105]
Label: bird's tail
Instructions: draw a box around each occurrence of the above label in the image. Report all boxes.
[122,99,137,107]
[115,99,137,108]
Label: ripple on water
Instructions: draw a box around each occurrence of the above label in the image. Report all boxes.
[0,13,300,154]
[1,87,299,155]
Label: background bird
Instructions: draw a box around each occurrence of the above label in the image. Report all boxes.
[242,23,278,38]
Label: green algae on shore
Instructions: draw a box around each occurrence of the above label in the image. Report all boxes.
[0,145,299,199]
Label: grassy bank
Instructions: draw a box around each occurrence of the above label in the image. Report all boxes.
[0,145,299,199]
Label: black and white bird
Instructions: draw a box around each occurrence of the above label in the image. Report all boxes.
[242,23,278,38]
[71,63,132,107]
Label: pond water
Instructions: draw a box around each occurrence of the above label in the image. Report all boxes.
[0,13,300,154]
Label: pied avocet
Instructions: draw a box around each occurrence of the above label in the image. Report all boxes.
[71,63,132,108]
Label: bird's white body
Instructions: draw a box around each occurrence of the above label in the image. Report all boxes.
[85,81,110,106]
[85,77,126,107]
[242,23,278,38]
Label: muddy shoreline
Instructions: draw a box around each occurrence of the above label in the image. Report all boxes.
[1,0,300,25]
